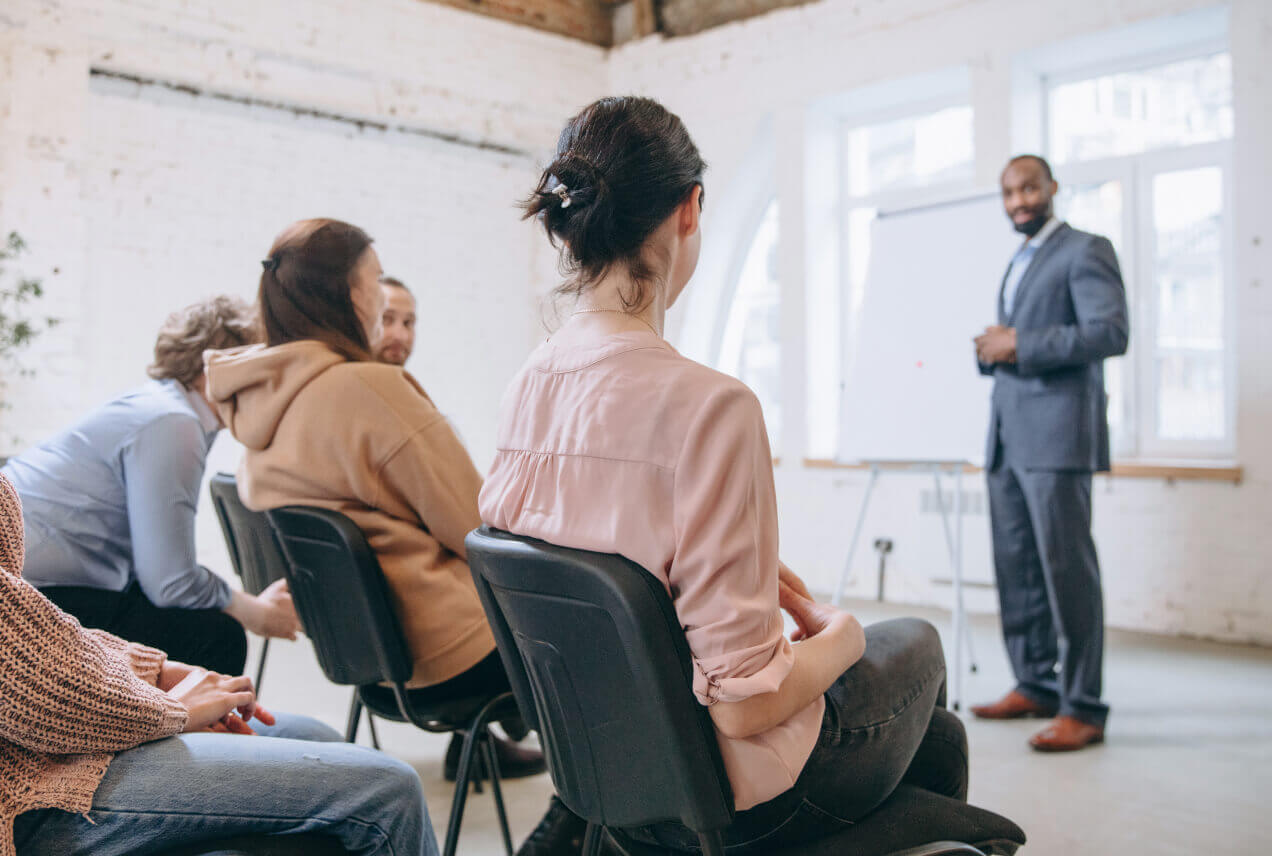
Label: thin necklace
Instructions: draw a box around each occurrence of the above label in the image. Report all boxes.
[571,308,661,337]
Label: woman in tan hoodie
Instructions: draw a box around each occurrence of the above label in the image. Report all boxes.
[205,218,544,782]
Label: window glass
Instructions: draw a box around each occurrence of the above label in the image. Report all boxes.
[1058,180,1129,451]
[845,106,974,196]
[1151,166,1225,440]
[718,201,782,448]
[1048,53,1232,164]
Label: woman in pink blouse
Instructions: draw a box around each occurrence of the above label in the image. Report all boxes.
[480,97,970,855]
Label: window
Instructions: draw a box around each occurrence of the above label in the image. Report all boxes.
[1044,47,1233,458]
[1047,53,1233,164]
[1054,179,1130,450]
[717,200,782,448]
[845,106,974,197]
[1151,166,1226,442]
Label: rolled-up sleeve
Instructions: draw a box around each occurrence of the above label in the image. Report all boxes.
[671,384,793,706]
[121,415,231,610]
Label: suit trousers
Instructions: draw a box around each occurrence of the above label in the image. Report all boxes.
[986,459,1109,726]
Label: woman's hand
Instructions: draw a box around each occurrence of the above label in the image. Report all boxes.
[709,581,868,741]
[778,562,813,601]
[779,580,865,663]
[166,669,274,734]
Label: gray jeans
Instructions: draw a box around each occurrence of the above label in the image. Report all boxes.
[631,618,966,853]
[14,713,438,856]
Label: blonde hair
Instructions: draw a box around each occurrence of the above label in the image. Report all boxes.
[148,296,259,388]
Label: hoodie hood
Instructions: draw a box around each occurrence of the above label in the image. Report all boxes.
[204,341,345,451]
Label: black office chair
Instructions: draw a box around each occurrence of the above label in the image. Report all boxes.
[208,473,380,749]
[466,527,1026,856]
[267,506,519,856]
[208,473,287,692]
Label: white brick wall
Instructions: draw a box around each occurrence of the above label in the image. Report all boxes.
[2,0,1269,643]
[0,0,603,578]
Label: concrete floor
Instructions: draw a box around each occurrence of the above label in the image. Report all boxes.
[249,599,1272,855]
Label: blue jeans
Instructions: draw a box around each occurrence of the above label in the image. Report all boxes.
[14,713,438,856]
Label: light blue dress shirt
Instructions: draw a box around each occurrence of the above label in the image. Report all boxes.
[1002,216,1063,317]
[2,379,231,609]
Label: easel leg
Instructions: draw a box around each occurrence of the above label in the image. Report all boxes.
[955,465,979,676]
[933,466,967,712]
[952,467,964,712]
[834,465,880,606]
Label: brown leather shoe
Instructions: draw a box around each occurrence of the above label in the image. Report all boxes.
[1029,715,1105,752]
[970,690,1058,720]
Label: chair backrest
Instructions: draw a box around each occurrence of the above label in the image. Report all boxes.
[465,526,734,835]
[208,473,289,597]
[267,505,413,687]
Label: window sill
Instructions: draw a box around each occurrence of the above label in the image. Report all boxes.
[1106,460,1243,484]
[799,458,1243,484]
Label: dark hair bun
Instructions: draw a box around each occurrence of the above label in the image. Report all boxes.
[523,97,705,308]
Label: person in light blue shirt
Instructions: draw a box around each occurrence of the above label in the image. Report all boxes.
[2,296,299,674]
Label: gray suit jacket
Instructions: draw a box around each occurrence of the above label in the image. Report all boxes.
[980,223,1129,472]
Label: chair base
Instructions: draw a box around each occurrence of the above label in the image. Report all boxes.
[343,692,381,749]
[357,686,521,856]
[601,785,1023,856]
[607,831,1001,856]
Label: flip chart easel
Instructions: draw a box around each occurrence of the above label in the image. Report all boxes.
[831,460,979,712]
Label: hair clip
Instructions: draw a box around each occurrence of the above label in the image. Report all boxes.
[261,258,280,273]
[553,184,572,209]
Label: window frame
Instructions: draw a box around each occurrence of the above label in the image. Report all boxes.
[1041,48,1236,460]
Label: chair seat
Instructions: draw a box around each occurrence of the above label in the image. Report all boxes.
[609,785,1025,856]
[357,684,511,731]
[160,832,349,855]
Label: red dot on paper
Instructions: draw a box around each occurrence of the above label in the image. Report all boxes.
[917,361,924,368]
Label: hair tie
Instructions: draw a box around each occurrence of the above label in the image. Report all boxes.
[261,257,280,273]
[553,184,572,209]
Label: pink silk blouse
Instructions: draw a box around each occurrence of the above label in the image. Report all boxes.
[479,330,823,810]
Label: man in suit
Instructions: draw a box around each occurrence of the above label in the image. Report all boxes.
[972,154,1128,752]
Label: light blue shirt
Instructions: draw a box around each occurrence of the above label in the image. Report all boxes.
[2,379,231,609]
[1002,216,1063,317]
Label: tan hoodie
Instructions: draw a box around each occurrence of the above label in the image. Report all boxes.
[205,340,495,687]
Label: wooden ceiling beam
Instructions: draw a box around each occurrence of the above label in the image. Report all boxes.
[413,0,825,46]
[418,0,613,46]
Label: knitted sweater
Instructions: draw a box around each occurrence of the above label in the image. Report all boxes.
[0,475,189,856]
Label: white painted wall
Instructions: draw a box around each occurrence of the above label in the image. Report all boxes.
[610,0,1272,644]
[1,0,1268,644]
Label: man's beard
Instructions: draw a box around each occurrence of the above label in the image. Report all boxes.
[376,346,409,366]
[1013,207,1051,237]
